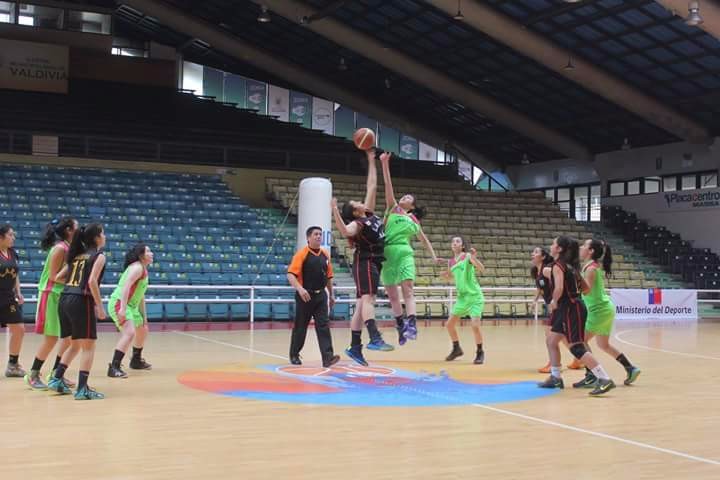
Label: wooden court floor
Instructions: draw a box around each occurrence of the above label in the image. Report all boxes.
[1,322,719,480]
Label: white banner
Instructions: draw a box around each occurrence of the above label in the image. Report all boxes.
[419,142,437,162]
[663,188,720,211]
[610,288,697,322]
[312,97,334,135]
[0,39,69,93]
[268,85,289,122]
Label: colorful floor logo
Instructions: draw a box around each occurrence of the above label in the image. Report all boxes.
[178,362,558,407]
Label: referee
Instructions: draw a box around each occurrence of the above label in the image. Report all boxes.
[287,226,340,367]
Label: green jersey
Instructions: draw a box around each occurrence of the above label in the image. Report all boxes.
[581,261,613,312]
[38,242,68,295]
[450,253,483,298]
[384,206,420,246]
[110,264,149,309]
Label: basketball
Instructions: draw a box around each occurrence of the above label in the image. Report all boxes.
[353,128,376,151]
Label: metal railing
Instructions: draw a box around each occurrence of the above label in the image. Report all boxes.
[18,284,720,323]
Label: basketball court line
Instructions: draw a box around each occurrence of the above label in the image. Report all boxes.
[172,330,720,467]
[614,329,720,361]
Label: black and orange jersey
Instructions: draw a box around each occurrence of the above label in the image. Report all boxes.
[288,246,333,291]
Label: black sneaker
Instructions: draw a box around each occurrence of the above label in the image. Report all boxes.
[322,355,340,368]
[573,371,598,389]
[538,375,564,389]
[345,345,368,366]
[445,346,464,361]
[473,350,485,365]
[129,357,152,370]
[107,363,128,379]
[589,378,616,396]
[289,355,302,365]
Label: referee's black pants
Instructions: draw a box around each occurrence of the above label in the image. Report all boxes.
[290,290,334,362]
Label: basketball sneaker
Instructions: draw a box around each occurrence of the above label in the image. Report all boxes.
[47,377,72,394]
[74,386,105,400]
[538,376,564,389]
[107,363,128,378]
[345,346,368,367]
[396,322,408,346]
[404,317,418,341]
[24,371,48,391]
[624,367,641,386]
[567,359,583,370]
[129,357,152,370]
[367,338,394,351]
[473,350,485,365]
[589,378,616,396]
[445,345,463,361]
[46,370,76,388]
[572,370,598,389]
[5,363,26,378]
[537,362,551,374]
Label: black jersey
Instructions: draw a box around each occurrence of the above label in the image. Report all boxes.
[549,261,581,304]
[352,213,384,260]
[63,248,106,296]
[535,266,553,305]
[0,249,19,305]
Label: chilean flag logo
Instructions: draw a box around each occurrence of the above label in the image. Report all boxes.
[648,288,663,305]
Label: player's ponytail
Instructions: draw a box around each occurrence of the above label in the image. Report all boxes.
[411,205,426,220]
[589,238,613,279]
[67,223,104,263]
[124,242,148,270]
[40,217,76,251]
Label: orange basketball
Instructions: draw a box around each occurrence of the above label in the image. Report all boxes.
[353,128,376,151]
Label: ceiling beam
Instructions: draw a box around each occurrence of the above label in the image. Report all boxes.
[425,0,711,144]
[252,0,594,162]
[119,0,499,170]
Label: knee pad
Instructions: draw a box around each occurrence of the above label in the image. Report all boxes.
[569,343,588,360]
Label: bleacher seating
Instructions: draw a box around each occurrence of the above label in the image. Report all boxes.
[0,80,357,166]
[3,163,299,322]
[602,205,719,289]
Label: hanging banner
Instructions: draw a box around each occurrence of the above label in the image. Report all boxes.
[290,91,312,128]
[268,85,290,121]
[223,73,246,108]
[399,134,419,160]
[419,142,437,162]
[312,97,334,135]
[663,187,720,211]
[610,288,698,322]
[0,39,69,93]
[246,79,267,114]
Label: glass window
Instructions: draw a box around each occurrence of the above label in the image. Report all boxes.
[700,173,718,189]
[18,4,63,29]
[0,2,15,23]
[557,188,570,202]
[609,182,624,196]
[68,10,111,34]
[181,61,203,95]
[557,201,570,218]
[644,176,661,194]
[590,185,601,222]
[681,174,697,191]
[663,176,677,192]
[545,189,554,201]
[627,180,640,195]
[574,186,589,222]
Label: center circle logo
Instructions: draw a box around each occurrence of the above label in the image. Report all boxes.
[178,362,558,407]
